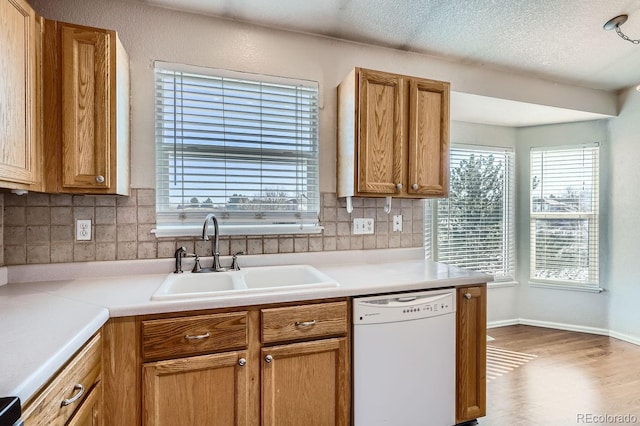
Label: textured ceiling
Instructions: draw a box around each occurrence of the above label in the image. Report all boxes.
[141,0,640,92]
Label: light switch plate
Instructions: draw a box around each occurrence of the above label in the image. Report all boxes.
[76,219,92,241]
[393,215,403,232]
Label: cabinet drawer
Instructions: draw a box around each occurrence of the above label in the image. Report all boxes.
[261,301,348,344]
[22,333,102,426]
[142,311,248,361]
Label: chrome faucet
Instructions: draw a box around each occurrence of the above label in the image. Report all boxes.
[174,246,200,273]
[174,246,187,273]
[202,213,225,271]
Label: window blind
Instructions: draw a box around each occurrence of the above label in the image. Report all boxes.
[154,63,320,236]
[425,146,515,282]
[530,144,599,286]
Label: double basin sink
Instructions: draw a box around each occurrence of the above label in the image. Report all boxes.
[152,264,339,301]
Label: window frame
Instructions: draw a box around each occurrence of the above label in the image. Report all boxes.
[425,144,516,283]
[529,143,600,288]
[153,62,321,237]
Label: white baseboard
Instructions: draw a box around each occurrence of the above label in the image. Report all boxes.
[487,319,520,329]
[518,318,610,336]
[486,318,639,347]
[609,330,640,346]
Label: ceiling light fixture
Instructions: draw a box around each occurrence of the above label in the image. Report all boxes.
[604,14,640,44]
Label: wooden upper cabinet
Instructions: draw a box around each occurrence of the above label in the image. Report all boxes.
[408,78,449,196]
[337,67,449,199]
[61,25,110,191]
[0,0,39,190]
[356,69,403,194]
[43,20,130,195]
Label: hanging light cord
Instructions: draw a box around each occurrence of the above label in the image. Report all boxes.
[615,26,640,44]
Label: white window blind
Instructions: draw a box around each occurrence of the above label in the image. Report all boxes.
[425,146,515,282]
[154,63,320,236]
[530,144,599,286]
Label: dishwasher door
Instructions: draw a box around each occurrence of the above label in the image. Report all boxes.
[353,290,456,426]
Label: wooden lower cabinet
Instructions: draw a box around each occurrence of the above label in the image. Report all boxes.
[117,300,350,426]
[455,285,487,424]
[142,351,249,426]
[262,338,349,426]
[22,332,103,426]
[67,383,102,426]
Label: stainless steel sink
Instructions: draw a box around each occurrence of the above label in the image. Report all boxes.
[151,264,338,301]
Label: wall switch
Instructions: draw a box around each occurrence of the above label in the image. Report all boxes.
[353,218,375,235]
[393,215,403,232]
[76,219,92,241]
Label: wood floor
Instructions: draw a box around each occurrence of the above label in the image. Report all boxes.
[478,325,640,426]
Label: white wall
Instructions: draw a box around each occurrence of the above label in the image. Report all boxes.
[450,121,519,325]
[30,0,615,193]
[607,88,640,344]
[515,120,610,333]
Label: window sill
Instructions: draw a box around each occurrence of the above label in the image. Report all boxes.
[152,224,324,238]
[528,281,604,293]
[488,280,518,289]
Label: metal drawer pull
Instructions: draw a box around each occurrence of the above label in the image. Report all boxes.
[295,320,317,327]
[464,293,472,300]
[184,332,210,340]
[61,384,85,407]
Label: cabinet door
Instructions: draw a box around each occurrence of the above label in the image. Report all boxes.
[142,351,249,426]
[262,338,349,426]
[67,383,101,426]
[456,285,487,423]
[0,0,38,188]
[408,78,449,197]
[356,69,403,195]
[60,24,111,191]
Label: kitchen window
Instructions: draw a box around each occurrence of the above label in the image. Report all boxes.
[153,62,320,237]
[530,143,599,287]
[425,145,515,282]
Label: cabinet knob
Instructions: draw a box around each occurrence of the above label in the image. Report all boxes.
[238,358,246,367]
[412,183,419,190]
[464,292,472,300]
[96,175,105,183]
[396,183,403,191]
[265,354,273,363]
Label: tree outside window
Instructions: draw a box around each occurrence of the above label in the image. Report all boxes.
[425,146,515,282]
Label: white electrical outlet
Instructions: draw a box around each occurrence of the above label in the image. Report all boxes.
[354,218,375,235]
[76,219,92,241]
[393,215,403,232]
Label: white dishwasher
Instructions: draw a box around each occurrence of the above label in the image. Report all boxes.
[353,289,456,426]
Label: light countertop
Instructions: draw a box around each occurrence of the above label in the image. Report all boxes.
[0,248,489,406]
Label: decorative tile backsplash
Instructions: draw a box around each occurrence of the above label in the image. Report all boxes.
[1,189,424,265]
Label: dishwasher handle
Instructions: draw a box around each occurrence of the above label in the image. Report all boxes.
[396,296,417,303]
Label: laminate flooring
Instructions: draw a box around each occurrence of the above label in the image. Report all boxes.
[477,325,640,426]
